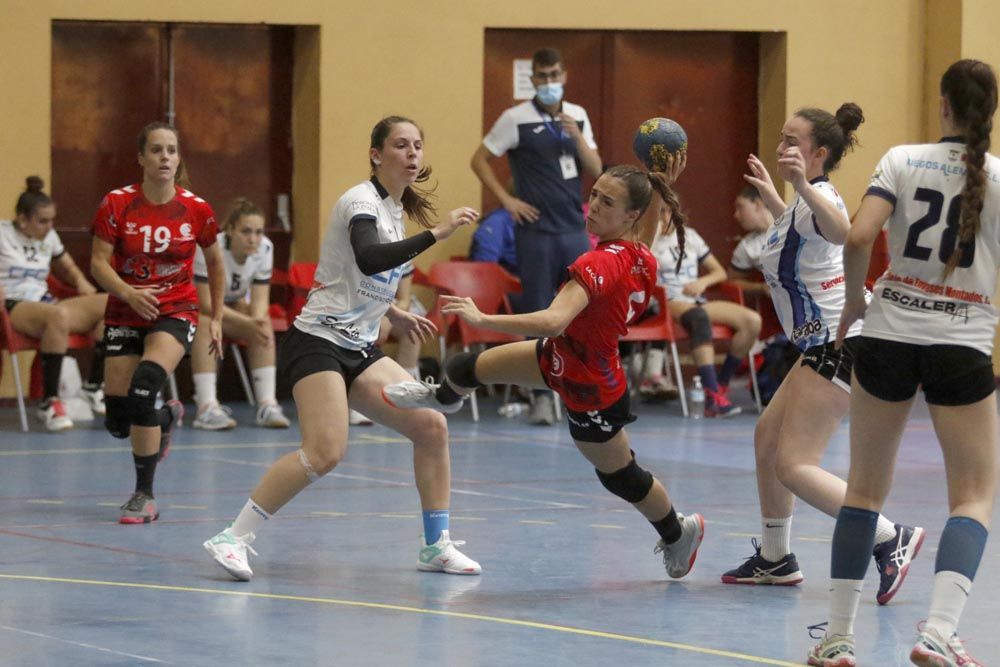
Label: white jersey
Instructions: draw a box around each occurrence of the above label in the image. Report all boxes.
[731,229,768,272]
[295,179,406,350]
[193,232,274,304]
[0,219,65,302]
[651,226,711,303]
[759,178,863,350]
[862,140,1000,355]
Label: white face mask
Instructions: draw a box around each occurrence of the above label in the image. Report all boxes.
[536,82,564,106]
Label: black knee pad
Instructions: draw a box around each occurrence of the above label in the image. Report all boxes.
[104,395,131,439]
[446,351,483,389]
[680,307,712,347]
[128,361,167,427]
[596,453,654,504]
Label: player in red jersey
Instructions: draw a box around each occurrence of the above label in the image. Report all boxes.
[385,163,707,579]
[90,121,226,524]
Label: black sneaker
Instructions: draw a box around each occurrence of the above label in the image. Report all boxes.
[873,524,925,605]
[721,538,804,585]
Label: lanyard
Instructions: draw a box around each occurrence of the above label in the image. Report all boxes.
[533,98,568,141]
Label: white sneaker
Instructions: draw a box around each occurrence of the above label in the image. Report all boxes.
[349,409,374,426]
[654,512,705,578]
[36,399,73,432]
[417,530,482,575]
[807,633,856,667]
[193,403,236,431]
[81,386,106,415]
[203,527,258,581]
[910,625,984,667]
[256,403,290,428]
[528,393,556,426]
[382,379,464,414]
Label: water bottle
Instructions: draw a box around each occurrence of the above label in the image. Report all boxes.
[688,376,705,419]
[498,402,529,418]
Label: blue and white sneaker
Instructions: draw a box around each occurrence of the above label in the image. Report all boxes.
[417,530,481,575]
[654,512,705,579]
[873,523,925,605]
[910,624,983,666]
[721,538,804,585]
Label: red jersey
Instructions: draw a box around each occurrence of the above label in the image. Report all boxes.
[92,184,218,327]
[539,240,657,412]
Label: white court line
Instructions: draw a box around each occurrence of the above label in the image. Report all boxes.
[589,524,625,530]
[0,624,166,663]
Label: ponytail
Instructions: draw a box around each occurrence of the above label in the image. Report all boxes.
[647,172,687,272]
[940,59,998,277]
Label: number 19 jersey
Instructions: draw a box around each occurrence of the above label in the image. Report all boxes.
[863,140,1000,355]
[92,184,219,327]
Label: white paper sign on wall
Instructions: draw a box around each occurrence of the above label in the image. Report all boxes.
[513,59,535,100]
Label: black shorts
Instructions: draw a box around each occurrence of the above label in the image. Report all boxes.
[103,317,196,357]
[853,336,995,406]
[279,325,385,392]
[5,293,55,313]
[800,338,859,391]
[565,390,638,443]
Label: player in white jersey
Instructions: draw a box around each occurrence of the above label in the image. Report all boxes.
[812,59,998,667]
[0,176,108,431]
[722,104,923,606]
[190,198,289,430]
[728,185,772,298]
[204,115,481,581]
[649,223,759,416]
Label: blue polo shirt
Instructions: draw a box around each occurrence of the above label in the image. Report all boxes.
[482,99,598,234]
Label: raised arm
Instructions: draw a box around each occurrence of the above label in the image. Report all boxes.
[441,279,590,338]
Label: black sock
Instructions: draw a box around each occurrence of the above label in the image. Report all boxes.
[651,506,682,544]
[40,353,63,400]
[133,453,159,495]
[87,343,106,386]
[435,380,464,405]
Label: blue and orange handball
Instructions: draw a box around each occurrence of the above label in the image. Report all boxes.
[632,118,688,171]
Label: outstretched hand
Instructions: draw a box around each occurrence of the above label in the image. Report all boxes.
[439,295,484,327]
[433,206,479,241]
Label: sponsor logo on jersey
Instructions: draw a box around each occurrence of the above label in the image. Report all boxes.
[881,287,970,322]
[550,346,564,377]
[126,221,138,234]
[584,265,604,287]
[123,254,154,280]
[821,275,845,290]
[156,261,184,277]
[179,223,194,241]
[791,317,823,343]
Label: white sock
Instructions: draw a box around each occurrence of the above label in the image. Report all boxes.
[251,366,277,405]
[925,571,972,638]
[761,516,792,562]
[874,515,897,545]
[230,498,270,538]
[193,372,217,408]
[404,366,419,380]
[827,578,864,637]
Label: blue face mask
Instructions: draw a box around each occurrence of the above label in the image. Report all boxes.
[536,82,564,106]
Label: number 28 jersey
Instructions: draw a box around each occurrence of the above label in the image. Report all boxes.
[92,184,219,327]
[538,240,656,412]
[863,141,1000,354]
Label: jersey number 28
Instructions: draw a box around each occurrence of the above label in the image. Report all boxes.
[903,188,974,268]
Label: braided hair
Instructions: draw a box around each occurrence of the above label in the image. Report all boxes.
[603,165,688,271]
[940,59,998,277]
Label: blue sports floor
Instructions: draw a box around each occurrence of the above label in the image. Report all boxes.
[0,388,997,666]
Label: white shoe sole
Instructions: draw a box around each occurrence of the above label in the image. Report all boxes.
[203,540,253,581]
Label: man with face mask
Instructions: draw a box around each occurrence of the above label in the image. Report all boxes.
[471,47,602,425]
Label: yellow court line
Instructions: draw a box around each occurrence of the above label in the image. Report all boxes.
[0,573,801,666]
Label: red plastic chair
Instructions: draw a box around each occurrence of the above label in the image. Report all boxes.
[623,283,762,417]
[286,262,318,321]
[1,296,96,431]
[425,261,529,422]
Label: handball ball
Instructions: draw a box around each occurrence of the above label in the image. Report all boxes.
[633,118,688,171]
